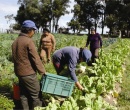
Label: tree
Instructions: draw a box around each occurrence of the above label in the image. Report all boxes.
[96,0,106,34]
[15,0,52,30]
[5,14,14,30]
[15,4,26,27]
[15,0,41,29]
[73,0,95,34]
[118,3,130,37]
[16,0,70,32]
[70,0,106,34]
[105,0,124,35]
[123,0,130,4]
[67,18,80,34]
[13,23,21,30]
[105,15,117,35]
[39,0,52,29]
[52,0,70,33]
[67,3,81,34]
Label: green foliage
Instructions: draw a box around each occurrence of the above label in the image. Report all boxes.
[0,33,87,109]
[117,53,130,109]
[14,0,130,35]
[60,97,79,110]
[72,0,105,33]
[38,38,130,110]
[1,33,130,109]
[67,19,81,33]
[102,38,117,47]
[83,39,130,95]
[0,94,14,110]
[52,0,70,17]
[105,14,118,34]
[54,34,87,49]
[16,0,70,30]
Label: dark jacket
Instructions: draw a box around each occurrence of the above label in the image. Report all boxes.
[12,33,45,76]
[86,33,102,49]
[53,46,80,82]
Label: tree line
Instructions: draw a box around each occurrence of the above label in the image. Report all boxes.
[10,0,130,36]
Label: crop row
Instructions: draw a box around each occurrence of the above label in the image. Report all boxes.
[35,39,130,110]
[0,33,118,109]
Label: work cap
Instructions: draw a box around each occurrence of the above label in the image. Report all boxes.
[22,20,37,30]
[82,49,92,63]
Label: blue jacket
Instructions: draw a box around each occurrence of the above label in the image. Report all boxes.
[53,46,92,82]
[53,46,80,82]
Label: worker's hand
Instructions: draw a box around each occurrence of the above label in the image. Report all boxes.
[75,82,84,90]
[40,73,46,82]
[41,72,46,78]
[82,88,88,96]
[81,88,85,91]
[82,88,88,92]
[43,72,46,76]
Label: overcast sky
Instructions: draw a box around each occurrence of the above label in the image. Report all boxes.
[0,0,108,33]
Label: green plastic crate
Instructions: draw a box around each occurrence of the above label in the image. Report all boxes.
[41,73,75,97]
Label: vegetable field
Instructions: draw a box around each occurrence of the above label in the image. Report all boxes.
[0,33,130,110]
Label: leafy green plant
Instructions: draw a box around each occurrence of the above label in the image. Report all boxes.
[0,33,130,110]
[0,94,14,110]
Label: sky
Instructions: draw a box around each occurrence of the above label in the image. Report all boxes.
[0,0,75,32]
[0,0,109,33]
[0,0,19,32]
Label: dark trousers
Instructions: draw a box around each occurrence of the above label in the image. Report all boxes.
[90,48,99,63]
[18,74,42,110]
[52,55,65,74]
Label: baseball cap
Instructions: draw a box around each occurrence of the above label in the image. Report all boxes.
[82,49,92,63]
[22,20,37,30]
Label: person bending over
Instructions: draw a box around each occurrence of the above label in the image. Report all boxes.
[52,46,92,90]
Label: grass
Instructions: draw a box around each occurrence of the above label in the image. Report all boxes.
[117,53,130,110]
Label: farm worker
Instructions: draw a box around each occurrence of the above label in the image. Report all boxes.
[39,28,56,64]
[52,46,92,90]
[12,20,46,110]
[86,27,102,63]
